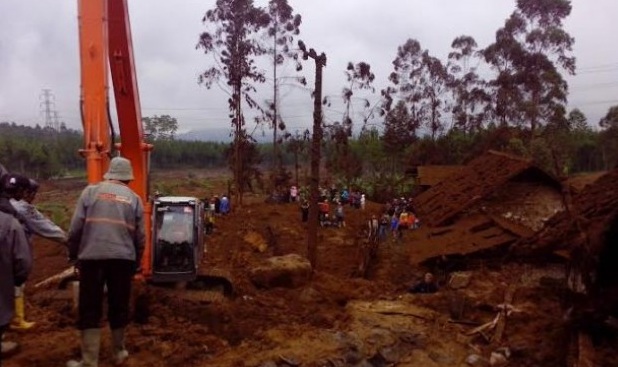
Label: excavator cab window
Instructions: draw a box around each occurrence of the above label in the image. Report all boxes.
[152,204,197,279]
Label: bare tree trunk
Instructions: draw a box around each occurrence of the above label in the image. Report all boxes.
[307,52,326,269]
[235,78,243,207]
[294,151,299,186]
[272,29,279,171]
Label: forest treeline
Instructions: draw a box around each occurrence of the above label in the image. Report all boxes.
[0,122,228,178]
[1,114,616,183]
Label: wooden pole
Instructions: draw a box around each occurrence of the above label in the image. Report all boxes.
[299,41,326,269]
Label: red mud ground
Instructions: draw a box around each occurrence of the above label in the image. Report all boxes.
[3,171,614,366]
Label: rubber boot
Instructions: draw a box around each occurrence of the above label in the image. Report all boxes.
[111,328,129,365]
[11,296,35,330]
[66,329,101,367]
[1,340,20,359]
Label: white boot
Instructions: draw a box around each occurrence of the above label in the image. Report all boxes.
[66,329,101,367]
[111,328,129,365]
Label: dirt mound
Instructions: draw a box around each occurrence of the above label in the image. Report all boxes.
[4,171,617,367]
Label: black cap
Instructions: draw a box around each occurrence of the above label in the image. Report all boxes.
[1,174,30,194]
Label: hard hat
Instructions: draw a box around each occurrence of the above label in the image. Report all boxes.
[104,157,134,181]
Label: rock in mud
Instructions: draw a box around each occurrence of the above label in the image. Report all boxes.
[355,360,374,367]
[489,351,508,366]
[365,328,396,347]
[378,344,403,363]
[428,351,455,365]
[244,230,269,252]
[250,254,312,289]
[449,272,472,289]
[466,354,487,365]
[298,286,322,303]
[1,341,20,358]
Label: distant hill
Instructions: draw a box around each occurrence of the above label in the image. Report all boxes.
[177,125,372,143]
[177,128,232,142]
[177,128,273,143]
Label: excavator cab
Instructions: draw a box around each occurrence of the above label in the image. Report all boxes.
[151,196,204,283]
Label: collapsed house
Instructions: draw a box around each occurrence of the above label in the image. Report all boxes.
[514,168,618,366]
[410,150,565,264]
[515,168,618,293]
[409,165,464,192]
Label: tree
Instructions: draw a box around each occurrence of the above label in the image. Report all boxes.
[225,132,263,193]
[483,0,575,137]
[265,0,302,170]
[143,115,179,141]
[420,53,449,140]
[599,105,618,169]
[382,100,417,171]
[383,39,427,131]
[567,108,588,131]
[197,0,270,205]
[447,35,490,134]
[285,128,310,185]
[356,126,384,176]
[600,105,618,129]
[326,61,375,185]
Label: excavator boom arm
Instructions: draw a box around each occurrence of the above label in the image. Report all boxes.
[77,0,153,276]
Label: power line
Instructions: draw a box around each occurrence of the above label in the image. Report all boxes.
[570,99,618,107]
[577,62,618,71]
[576,67,618,75]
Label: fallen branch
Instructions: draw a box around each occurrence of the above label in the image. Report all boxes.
[375,311,432,320]
[34,267,75,288]
[448,319,481,326]
[466,313,500,336]
[492,286,516,345]
[577,332,595,367]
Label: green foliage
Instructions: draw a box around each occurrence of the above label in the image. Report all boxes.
[529,137,554,173]
[143,115,179,141]
[150,139,227,169]
[0,122,82,178]
[0,122,230,178]
[600,105,618,129]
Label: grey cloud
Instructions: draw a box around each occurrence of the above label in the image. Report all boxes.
[0,0,616,132]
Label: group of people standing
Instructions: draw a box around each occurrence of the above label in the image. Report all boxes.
[367,197,420,243]
[295,183,368,228]
[202,194,231,234]
[0,157,145,367]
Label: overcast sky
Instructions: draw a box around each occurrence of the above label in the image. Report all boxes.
[0,0,617,135]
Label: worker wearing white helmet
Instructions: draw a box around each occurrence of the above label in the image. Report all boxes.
[66,157,145,367]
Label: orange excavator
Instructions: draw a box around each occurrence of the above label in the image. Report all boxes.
[76,0,214,284]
